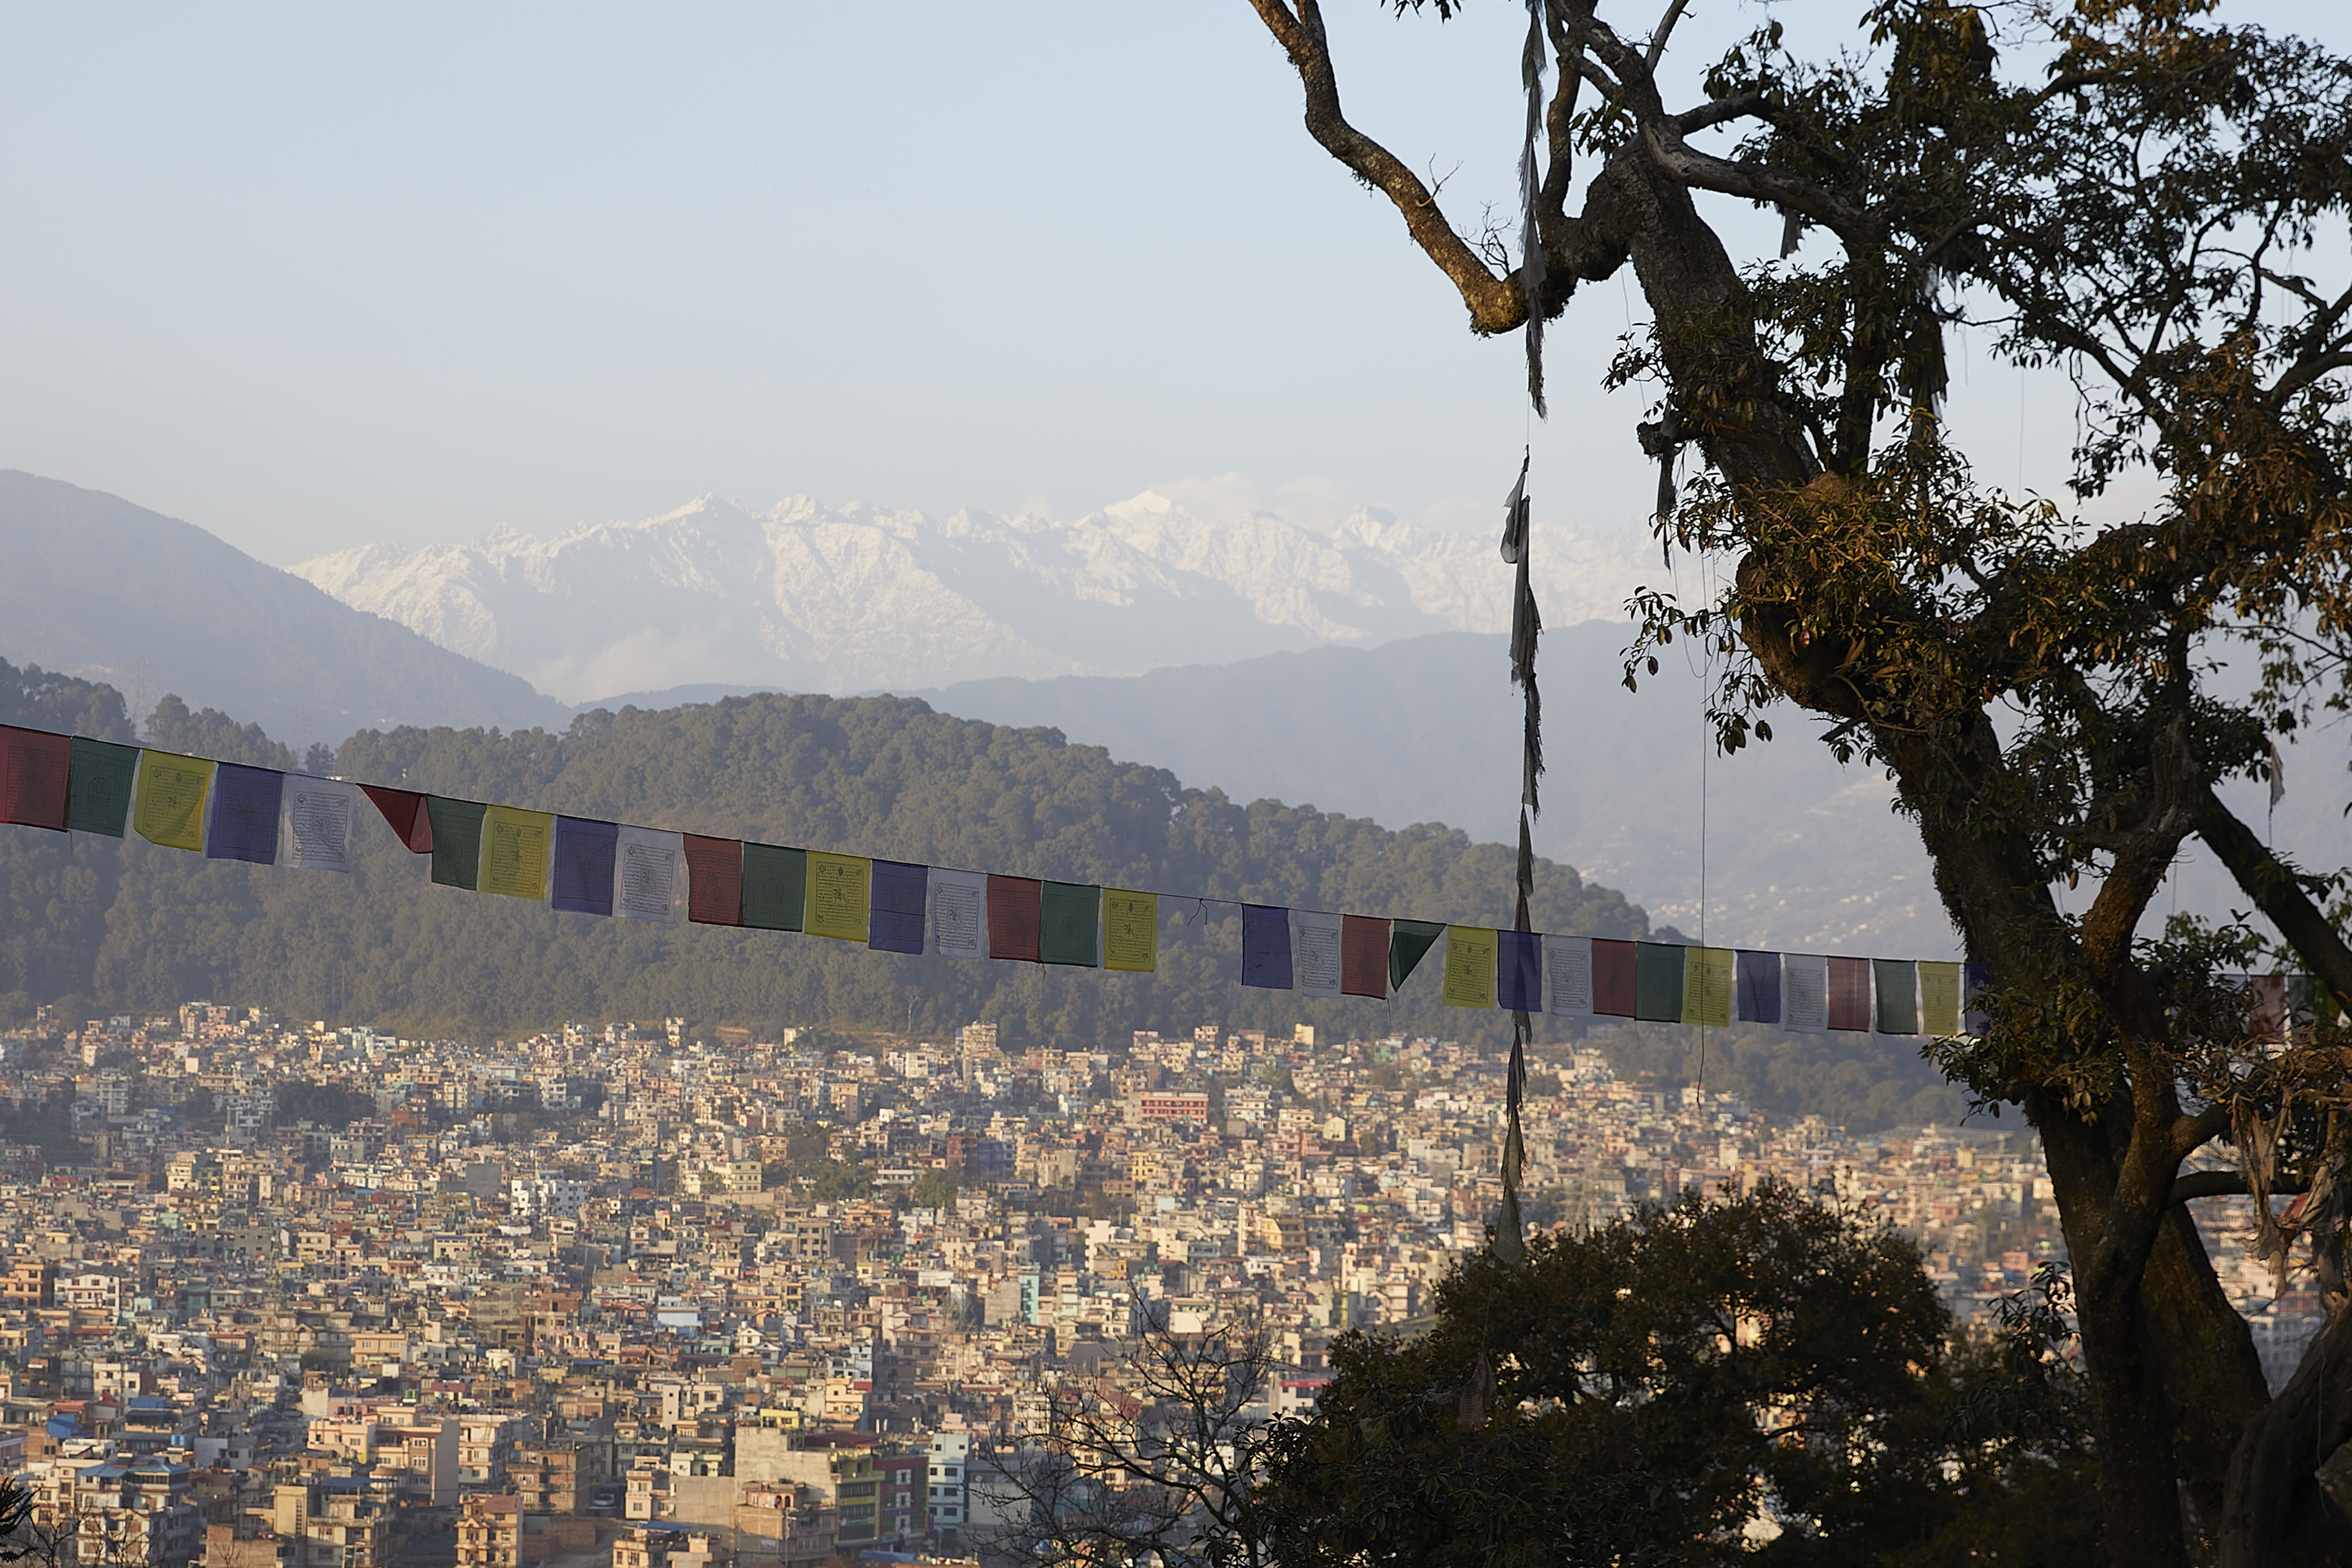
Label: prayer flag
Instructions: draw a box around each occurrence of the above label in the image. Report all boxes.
[1443,926,1498,1008]
[66,738,139,836]
[1682,947,1733,1027]
[279,775,358,872]
[205,764,284,865]
[1592,939,1637,1016]
[1498,930,1541,1013]
[1875,959,1919,1035]
[0,725,71,830]
[1040,881,1100,967]
[2249,972,2288,1043]
[928,868,987,957]
[1390,919,1443,990]
[1735,950,1781,1024]
[869,859,928,954]
[1292,909,1343,998]
[683,835,744,925]
[1827,956,1872,1032]
[551,818,619,915]
[1782,954,1828,1032]
[133,751,214,852]
[425,797,486,889]
[364,785,432,852]
[616,826,683,923]
[1635,942,1685,1022]
[1542,934,1593,1018]
[1341,915,1389,998]
[480,806,553,900]
[1104,889,1157,973]
[741,844,807,931]
[1241,905,1293,989]
[1919,961,1962,1036]
[1963,963,1991,1037]
[806,852,872,943]
[988,876,1042,962]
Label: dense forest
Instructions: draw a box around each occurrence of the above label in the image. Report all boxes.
[0,657,1962,1126]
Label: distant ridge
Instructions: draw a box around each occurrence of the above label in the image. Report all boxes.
[0,471,569,745]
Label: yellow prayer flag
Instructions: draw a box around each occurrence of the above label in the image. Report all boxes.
[1919,961,1963,1036]
[806,852,872,943]
[478,806,553,900]
[1443,925,1498,1009]
[132,751,214,852]
[1103,889,1157,973]
[1682,946,1734,1027]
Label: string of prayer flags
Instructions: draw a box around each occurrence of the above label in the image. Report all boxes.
[206,764,284,866]
[1874,958,1919,1035]
[928,868,987,958]
[279,775,358,872]
[1292,909,1343,998]
[479,806,553,901]
[1040,881,1099,967]
[1498,930,1542,1013]
[1635,941,1685,1022]
[1390,919,1444,991]
[0,725,71,831]
[363,786,432,853]
[1241,905,1292,990]
[134,752,214,852]
[1682,946,1734,1027]
[869,860,928,955]
[1783,954,1829,1032]
[741,844,807,932]
[1736,949,1782,1024]
[66,738,139,836]
[1919,961,1962,1037]
[1543,935,1593,1018]
[987,876,1042,963]
[1341,916,1390,999]
[1104,889,1158,973]
[1592,939,1637,1016]
[552,818,620,915]
[683,835,744,925]
[425,797,486,889]
[1444,926,1498,1009]
[806,852,872,943]
[1827,956,1872,1033]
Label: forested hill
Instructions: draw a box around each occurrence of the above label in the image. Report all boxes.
[0,657,1658,1049]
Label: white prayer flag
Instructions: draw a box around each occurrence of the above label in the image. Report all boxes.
[614,826,683,923]
[278,775,358,872]
[928,868,988,958]
[1292,909,1343,999]
[1542,934,1594,1018]
[1782,953,1829,1034]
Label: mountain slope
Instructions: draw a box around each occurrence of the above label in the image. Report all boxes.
[0,471,567,745]
[291,487,1645,703]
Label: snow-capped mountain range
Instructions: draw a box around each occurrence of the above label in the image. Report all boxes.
[291,483,1646,704]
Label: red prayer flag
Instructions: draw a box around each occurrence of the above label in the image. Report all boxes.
[362,785,433,852]
[1827,956,1872,1032]
[0,725,72,831]
[683,834,744,926]
[1341,915,1389,998]
[1592,939,1638,1017]
[987,875,1042,963]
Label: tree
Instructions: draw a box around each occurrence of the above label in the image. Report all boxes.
[1251,1186,2096,1567]
[1261,6,2352,1561]
[1244,2,2352,1563]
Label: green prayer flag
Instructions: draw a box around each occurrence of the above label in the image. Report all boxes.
[425,796,487,890]
[1874,958,1919,1035]
[1635,942,1686,1021]
[740,843,808,931]
[1389,919,1444,990]
[1040,881,1100,967]
[64,738,139,836]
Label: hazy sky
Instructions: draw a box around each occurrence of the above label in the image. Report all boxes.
[1,1,2343,566]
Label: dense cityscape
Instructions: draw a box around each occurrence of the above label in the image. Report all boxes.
[0,1001,2319,1568]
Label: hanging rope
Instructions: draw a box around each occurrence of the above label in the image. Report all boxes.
[1496,450,1542,1267]
[1518,0,1548,417]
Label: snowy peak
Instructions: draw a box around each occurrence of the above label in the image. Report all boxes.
[291,485,1643,705]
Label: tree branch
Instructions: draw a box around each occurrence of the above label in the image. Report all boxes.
[2189,776,2352,1014]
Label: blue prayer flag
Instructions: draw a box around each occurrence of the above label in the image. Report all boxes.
[869,859,928,955]
[1498,930,1541,1012]
[551,817,619,915]
[205,764,284,865]
[1241,904,1293,989]
[1736,950,1782,1023]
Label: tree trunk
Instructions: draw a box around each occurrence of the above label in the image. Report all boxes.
[2221,1307,2352,1568]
